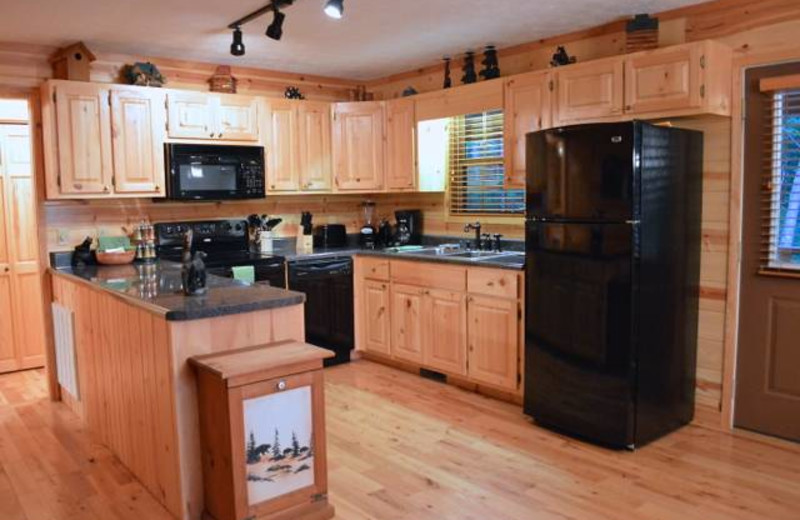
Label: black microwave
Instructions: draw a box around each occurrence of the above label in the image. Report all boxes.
[165,144,265,201]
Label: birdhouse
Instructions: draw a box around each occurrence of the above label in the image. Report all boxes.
[49,42,97,81]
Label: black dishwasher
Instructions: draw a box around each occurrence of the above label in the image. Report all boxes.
[287,256,354,366]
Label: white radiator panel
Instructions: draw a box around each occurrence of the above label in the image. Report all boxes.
[52,303,79,399]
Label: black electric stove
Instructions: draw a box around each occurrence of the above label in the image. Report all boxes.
[154,220,286,288]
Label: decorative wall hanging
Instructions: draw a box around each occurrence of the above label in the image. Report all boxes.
[550,46,576,67]
[443,57,452,89]
[625,14,659,53]
[461,51,477,85]
[123,62,166,87]
[209,65,237,93]
[285,86,305,99]
[479,45,500,80]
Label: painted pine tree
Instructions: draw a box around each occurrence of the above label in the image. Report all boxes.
[246,431,258,464]
[271,429,282,460]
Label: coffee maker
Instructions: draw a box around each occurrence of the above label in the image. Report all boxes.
[394,210,422,246]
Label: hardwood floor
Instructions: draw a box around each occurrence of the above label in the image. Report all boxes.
[1,362,799,520]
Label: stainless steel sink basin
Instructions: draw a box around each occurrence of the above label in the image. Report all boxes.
[482,253,526,266]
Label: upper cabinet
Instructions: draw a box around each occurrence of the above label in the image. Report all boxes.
[298,101,333,191]
[385,98,416,191]
[553,56,625,126]
[166,91,259,142]
[503,71,552,188]
[42,80,166,199]
[624,40,732,117]
[265,100,333,193]
[110,87,167,195]
[332,101,385,192]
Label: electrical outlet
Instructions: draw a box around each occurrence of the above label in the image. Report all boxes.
[57,229,69,246]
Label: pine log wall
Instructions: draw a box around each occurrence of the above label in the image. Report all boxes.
[4,0,800,428]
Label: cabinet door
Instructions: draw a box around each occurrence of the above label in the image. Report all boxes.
[167,92,215,139]
[385,98,416,191]
[553,58,624,126]
[266,100,300,192]
[332,101,385,191]
[110,88,166,195]
[391,283,424,363]
[0,268,15,373]
[504,71,551,188]
[423,289,467,376]
[55,82,113,195]
[217,94,260,141]
[624,43,703,114]
[298,102,333,191]
[467,295,519,390]
[362,280,391,355]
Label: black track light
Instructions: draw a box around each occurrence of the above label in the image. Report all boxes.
[324,0,343,19]
[266,9,285,40]
[230,26,245,56]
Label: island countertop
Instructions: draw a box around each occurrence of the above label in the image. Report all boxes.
[50,260,305,321]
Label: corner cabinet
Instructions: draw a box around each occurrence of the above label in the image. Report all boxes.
[503,71,552,188]
[385,98,416,191]
[42,80,167,199]
[332,101,385,192]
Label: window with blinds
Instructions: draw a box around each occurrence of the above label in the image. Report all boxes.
[764,89,800,271]
[448,110,524,216]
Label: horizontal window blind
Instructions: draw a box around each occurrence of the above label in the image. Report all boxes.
[448,110,524,216]
[763,89,800,271]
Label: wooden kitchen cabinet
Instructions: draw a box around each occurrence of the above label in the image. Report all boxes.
[385,98,416,191]
[298,101,333,191]
[266,99,300,191]
[110,87,167,195]
[467,295,519,391]
[553,56,624,126]
[42,80,167,199]
[391,283,425,363]
[624,40,732,116]
[332,101,385,191]
[362,279,391,355]
[50,81,114,195]
[167,91,259,141]
[424,289,467,376]
[504,70,552,188]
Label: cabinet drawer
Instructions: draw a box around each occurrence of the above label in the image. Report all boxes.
[468,268,519,299]
[391,260,466,292]
[361,257,390,281]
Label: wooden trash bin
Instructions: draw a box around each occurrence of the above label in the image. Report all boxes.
[190,340,335,520]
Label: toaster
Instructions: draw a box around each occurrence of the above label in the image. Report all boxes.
[313,224,348,248]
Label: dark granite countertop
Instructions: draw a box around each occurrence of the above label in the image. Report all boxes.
[274,236,525,270]
[51,261,305,321]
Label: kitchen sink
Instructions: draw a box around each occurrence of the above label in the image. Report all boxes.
[447,251,508,259]
[480,253,526,266]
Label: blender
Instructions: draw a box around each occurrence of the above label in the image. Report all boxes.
[359,201,377,249]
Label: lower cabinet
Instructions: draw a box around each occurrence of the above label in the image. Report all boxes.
[467,295,519,390]
[355,257,523,395]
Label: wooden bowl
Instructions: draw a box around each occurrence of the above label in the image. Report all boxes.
[96,250,136,265]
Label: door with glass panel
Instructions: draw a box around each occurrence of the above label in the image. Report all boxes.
[736,63,800,441]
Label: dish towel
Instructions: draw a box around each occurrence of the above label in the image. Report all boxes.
[231,265,255,285]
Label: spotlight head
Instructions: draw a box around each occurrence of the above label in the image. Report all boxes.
[266,9,286,40]
[324,0,343,19]
[230,26,245,56]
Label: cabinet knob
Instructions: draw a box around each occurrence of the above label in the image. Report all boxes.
[3,267,9,273]
[209,132,215,138]
[276,379,287,391]
[218,133,224,139]
[356,177,361,182]
[155,186,161,192]
[103,186,110,193]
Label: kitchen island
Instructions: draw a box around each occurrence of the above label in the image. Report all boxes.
[49,262,306,520]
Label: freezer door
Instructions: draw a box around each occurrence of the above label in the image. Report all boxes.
[526,123,636,221]
[524,220,636,447]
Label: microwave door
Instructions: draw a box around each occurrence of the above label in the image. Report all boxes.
[177,163,238,198]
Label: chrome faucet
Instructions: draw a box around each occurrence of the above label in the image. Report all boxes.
[464,222,482,250]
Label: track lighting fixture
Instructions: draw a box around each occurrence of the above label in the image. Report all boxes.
[227,0,343,57]
[324,0,344,19]
[266,8,286,40]
[230,26,245,56]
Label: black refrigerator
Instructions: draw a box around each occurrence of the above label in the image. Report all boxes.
[523,121,703,449]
